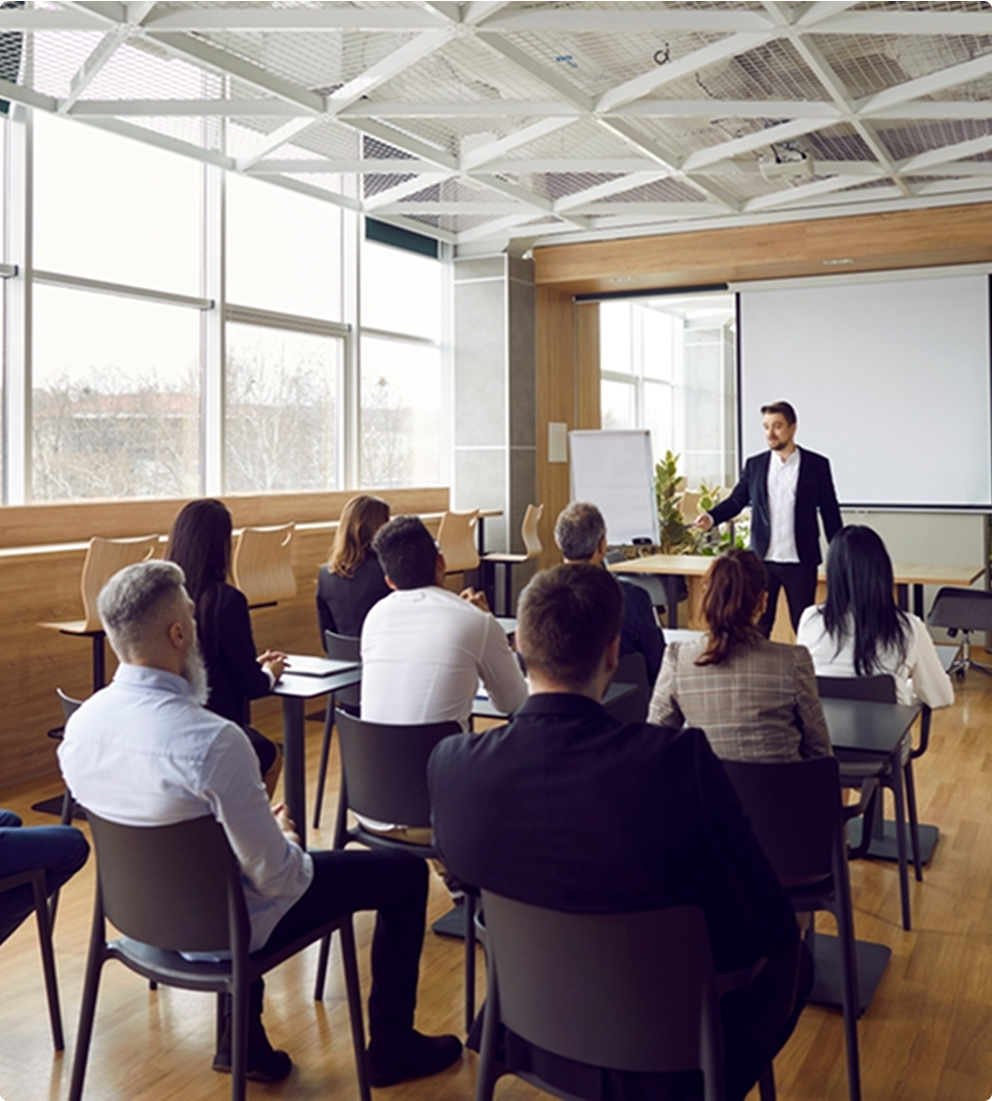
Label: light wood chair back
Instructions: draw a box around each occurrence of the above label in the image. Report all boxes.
[438,510,480,574]
[231,523,297,606]
[80,535,159,632]
[519,503,544,558]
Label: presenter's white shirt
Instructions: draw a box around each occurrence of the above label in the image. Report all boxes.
[361,585,527,728]
[59,664,313,953]
[796,607,955,709]
[766,447,801,563]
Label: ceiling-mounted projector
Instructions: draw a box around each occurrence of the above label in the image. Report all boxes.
[758,145,814,183]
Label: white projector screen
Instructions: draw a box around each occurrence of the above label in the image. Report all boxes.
[739,273,992,509]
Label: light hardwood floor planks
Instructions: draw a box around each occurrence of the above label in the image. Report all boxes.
[3,662,992,1100]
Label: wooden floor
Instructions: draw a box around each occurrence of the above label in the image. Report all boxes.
[2,666,992,1101]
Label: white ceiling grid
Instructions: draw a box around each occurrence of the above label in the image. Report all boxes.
[0,0,988,249]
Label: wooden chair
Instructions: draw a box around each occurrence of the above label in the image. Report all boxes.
[481,503,543,616]
[475,893,775,1101]
[231,523,297,607]
[39,535,159,692]
[437,510,479,578]
[69,812,370,1101]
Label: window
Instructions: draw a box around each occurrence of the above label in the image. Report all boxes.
[600,293,736,488]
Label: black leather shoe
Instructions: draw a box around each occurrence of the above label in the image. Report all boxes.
[368,1030,463,1087]
[212,1016,293,1083]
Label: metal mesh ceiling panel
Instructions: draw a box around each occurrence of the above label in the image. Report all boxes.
[588,175,707,203]
[876,117,992,159]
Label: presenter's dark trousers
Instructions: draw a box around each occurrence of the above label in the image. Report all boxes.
[758,561,817,637]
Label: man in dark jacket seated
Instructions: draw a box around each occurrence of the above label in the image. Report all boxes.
[428,563,811,1101]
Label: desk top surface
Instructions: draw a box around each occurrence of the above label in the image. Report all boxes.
[822,697,921,755]
[273,654,362,699]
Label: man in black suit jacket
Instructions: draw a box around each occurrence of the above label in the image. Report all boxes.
[554,500,664,683]
[428,564,810,1101]
[697,401,841,635]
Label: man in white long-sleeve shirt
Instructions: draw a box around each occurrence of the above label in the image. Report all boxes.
[361,515,527,728]
[60,560,461,1088]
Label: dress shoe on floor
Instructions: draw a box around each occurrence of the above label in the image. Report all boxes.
[368,1030,463,1087]
[212,1016,293,1083]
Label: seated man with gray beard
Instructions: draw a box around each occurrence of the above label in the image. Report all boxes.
[59,560,461,1087]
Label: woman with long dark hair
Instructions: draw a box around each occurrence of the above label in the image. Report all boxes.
[797,525,953,707]
[167,498,285,795]
[648,548,831,760]
[316,494,391,642]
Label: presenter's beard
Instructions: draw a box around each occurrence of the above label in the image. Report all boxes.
[182,640,210,707]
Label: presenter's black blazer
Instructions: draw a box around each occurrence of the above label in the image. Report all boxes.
[709,447,841,566]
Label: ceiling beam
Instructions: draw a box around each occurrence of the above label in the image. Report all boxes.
[861,54,992,116]
[141,6,447,31]
[69,98,308,117]
[574,201,722,217]
[681,117,836,172]
[461,117,577,171]
[479,157,659,174]
[912,176,992,198]
[596,32,776,115]
[57,27,133,115]
[474,33,593,113]
[372,200,529,215]
[363,172,456,211]
[236,118,319,170]
[340,118,459,170]
[326,30,454,115]
[554,171,672,213]
[480,7,774,33]
[248,158,441,175]
[795,2,863,28]
[901,133,992,175]
[807,11,992,36]
[0,9,112,28]
[340,100,581,119]
[456,212,548,244]
[614,100,841,121]
[867,102,992,122]
[744,171,883,212]
[463,2,513,27]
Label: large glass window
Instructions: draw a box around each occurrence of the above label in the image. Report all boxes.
[226,173,343,322]
[361,239,441,341]
[225,324,341,493]
[33,111,202,295]
[600,293,736,488]
[32,286,201,500]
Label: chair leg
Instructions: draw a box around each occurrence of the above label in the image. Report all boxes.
[230,980,249,1101]
[474,961,501,1101]
[890,773,912,932]
[758,1064,776,1101]
[903,759,924,883]
[312,697,336,830]
[314,932,332,1001]
[464,893,477,1035]
[340,921,371,1101]
[833,839,864,1101]
[68,916,108,1101]
[30,874,64,1051]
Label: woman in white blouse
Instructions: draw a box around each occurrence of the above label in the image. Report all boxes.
[796,525,954,709]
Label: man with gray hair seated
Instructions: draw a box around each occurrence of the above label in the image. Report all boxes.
[59,560,461,1088]
[554,501,665,683]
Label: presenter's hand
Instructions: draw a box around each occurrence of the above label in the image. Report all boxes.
[272,803,302,847]
[460,587,492,614]
[694,514,714,533]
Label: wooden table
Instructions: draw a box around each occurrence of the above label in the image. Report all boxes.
[611,555,984,629]
[273,656,362,848]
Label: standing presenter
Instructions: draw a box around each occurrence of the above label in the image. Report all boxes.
[696,401,841,636]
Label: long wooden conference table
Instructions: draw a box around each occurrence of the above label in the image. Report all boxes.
[611,554,984,629]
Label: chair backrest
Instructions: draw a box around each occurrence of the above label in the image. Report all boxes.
[606,651,650,724]
[231,523,297,606]
[928,586,992,633]
[335,708,462,828]
[56,688,83,722]
[481,892,723,1082]
[80,535,159,632]
[816,674,897,703]
[519,504,544,558]
[437,510,479,573]
[324,630,361,710]
[84,811,246,954]
[719,756,843,883]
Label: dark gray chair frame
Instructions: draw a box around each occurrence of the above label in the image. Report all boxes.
[68,812,370,1101]
[0,866,64,1050]
[312,628,362,829]
[315,707,478,1034]
[928,586,992,679]
[607,651,651,724]
[475,893,774,1101]
[817,674,923,931]
[720,757,878,1101]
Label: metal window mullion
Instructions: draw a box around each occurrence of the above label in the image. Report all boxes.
[32,268,212,309]
[342,200,360,489]
[4,106,31,504]
[438,237,453,489]
[225,302,350,339]
[202,162,224,495]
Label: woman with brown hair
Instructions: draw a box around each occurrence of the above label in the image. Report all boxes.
[167,498,285,795]
[648,548,831,761]
[316,494,391,641]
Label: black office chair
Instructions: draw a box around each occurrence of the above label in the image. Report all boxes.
[68,812,370,1101]
[0,866,65,1051]
[311,629,361,829]
[314,708,478,1034]
[721,758,879,1101]
[475,893,775,1101]
[928,586,992,679]
[606,651,651,723]
[817,674,922,931]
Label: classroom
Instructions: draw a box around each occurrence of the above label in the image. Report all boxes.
[2,3,992,1100]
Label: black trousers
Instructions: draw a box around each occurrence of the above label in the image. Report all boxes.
[759,561,818,637]
[262,849,428,1043]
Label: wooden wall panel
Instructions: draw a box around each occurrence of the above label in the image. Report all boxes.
[0,487,450,786]
[534,202,992,296]
[576,302,601,432]
[536,287,576,568]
